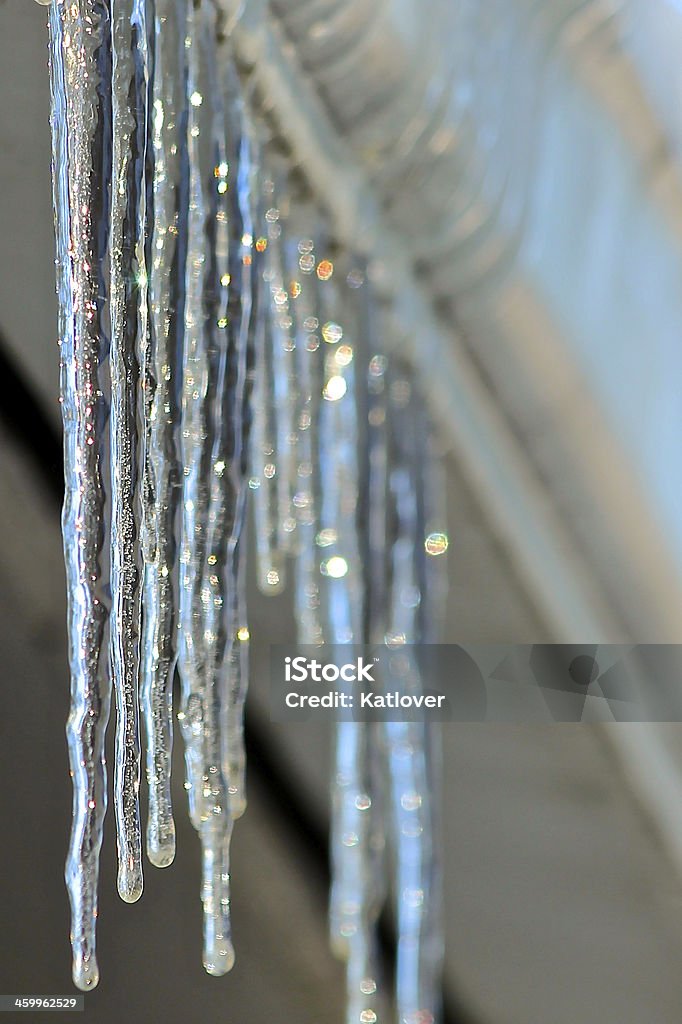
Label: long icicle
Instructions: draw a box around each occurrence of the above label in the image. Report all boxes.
[176,2,254,975]
[109,0,149,903]
[197,28,252,978]
[285,218,326,646]
[216,70,256,824]
[49,0,112,991]
[331,711,387,1024]
[251,181,286,594]
[178,0,228,960]
[205,65,259,967]
[250,159,299,593]
[383,368,446,1024]
[324,265,387,1024]
[139,0,188,871]
[263,165,299,556]
[177,0,213,834]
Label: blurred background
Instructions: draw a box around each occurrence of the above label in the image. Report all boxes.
[3,0,682,1021]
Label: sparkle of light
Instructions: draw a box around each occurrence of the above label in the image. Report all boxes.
[335,344,353,367]
[322,556,348,579]
[425,531,449,556]
[324,376,347,402]
[322,321,343,344]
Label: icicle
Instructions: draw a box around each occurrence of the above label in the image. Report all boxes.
[324,267,388,1024]
[265,171,300,554]
[208,59,256,826]
[331,722,386,1024]
[109,0,150,904]
[49,0,112,991]
[250,162,300,593]
[383,712,442,1024]
[251,177,286,594]
[382,369,447,1024]
[200,817,235,976]
[176,0,231,976]
[177,0,216,832]
[196,53,256,973]
[251,250,284,591]
[139,0,188,871]
[316,256,365,643]
[177,4,254,974]
[266,249,391,1020]
[195,14,235,977]
[283,220,327,645]
[220,536,250,822]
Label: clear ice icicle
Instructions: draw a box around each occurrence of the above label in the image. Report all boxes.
[177,0,216,832]
[331,720,386,1024]
[197,47,254,975]
[139,0,189,870]
[250,163,299,593]
[251,207,286,594]
[324,269,387,1023]
[384,711,442,1024]
[316,256,363,644]
[205,58,255,825]
[263,168,300,554]
[201,818,235,976]
[221,537,251,821]
[109,0,150,903]
[176,0,233,974]
[177,3,253,975]
[284,223,326,646]
[49,0,112,991]
[382,369,446,1024]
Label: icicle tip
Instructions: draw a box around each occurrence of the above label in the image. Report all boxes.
[147,827,176,869]
[117,862,143,904]
[71,952,99,992]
